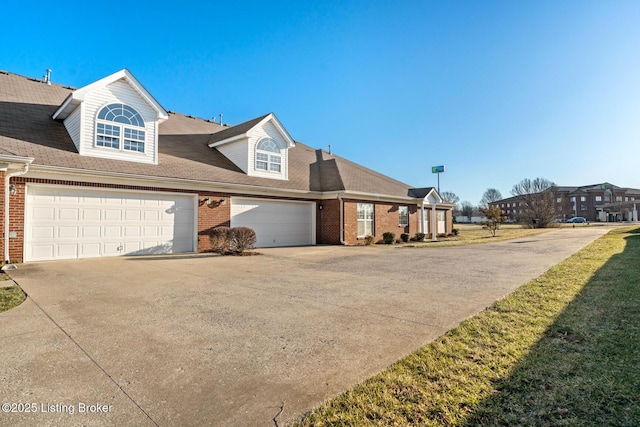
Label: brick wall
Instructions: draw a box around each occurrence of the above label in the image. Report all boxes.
[196,193,231,252]
[8,178,25,262]
[317,199,340,244]
[342,199,421,245]
[0,171,4,262]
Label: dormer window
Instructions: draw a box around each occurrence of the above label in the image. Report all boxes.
[255,138,281,172]
[96,103,146,153]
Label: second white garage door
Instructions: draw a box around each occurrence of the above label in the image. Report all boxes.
[230,198,315,247]
[25,186,196,262]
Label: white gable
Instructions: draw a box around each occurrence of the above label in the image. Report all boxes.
[54,69,167,165]
[211,113,295,180]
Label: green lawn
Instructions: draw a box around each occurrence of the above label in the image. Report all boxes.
[406,223,553,247]
[0,273,26,313]
[296,227,640,426]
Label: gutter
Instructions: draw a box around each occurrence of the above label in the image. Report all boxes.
[26,164,325,199]
[4,162,32,264]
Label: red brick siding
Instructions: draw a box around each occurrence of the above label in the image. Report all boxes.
[317,199,340,244]
[342,199,421,245]
[196,193,231,252]
[0,171,5,262]
[8,179,25,262]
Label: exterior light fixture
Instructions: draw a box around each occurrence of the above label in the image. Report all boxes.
[8,185,17,196]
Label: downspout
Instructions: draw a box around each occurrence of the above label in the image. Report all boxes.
[4,164,30,264]
[338,193,346,245]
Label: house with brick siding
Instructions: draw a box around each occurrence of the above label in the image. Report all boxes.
[491,183,640,223]
[0,69,454,263]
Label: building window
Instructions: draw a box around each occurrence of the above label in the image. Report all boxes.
[581,196,587,202]
[581,205,587,211]
[398,206,408,226]
[616,196,623,202]
[255,138,282,172]
[96,103,145,153]
[595,196,602,202]
[557,197,562,203]
[357,203,374,237]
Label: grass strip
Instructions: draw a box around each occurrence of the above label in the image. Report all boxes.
[404,224,561,248]
[296,226,640,426]
[0,278,26,314]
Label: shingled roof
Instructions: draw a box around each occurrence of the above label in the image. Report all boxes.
[0,71,418,199]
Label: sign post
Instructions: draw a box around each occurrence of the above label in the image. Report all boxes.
[431,165,445,193]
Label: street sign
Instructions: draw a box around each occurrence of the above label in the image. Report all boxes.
[431,165,445,173]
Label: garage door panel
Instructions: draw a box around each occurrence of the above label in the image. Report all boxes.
[81,226,100,238]
[144,211,159,221]
[32,226,54,239]
[125,210,141,221]
[144,226,159,237]
[83,209,101,220]
[104,209,122,221]
[81,243,101,257]
[104,226,122,238]
[124,226,141,237]
[57,244,78,258]
[59,208,79,220]
[58,226,78,239]
[32,207,55,220]
[26,187,196,261]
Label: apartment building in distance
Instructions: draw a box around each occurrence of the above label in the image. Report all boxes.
[492,183,640,223]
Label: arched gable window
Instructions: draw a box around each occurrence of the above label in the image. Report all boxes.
[96,103,146,153]
[255,137,281,172]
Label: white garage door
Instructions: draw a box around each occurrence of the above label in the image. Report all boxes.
[25,186,196,261]
[230,198,315,247]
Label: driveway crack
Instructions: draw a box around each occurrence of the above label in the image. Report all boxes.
[273,401,285,427]
[22,292,159,427]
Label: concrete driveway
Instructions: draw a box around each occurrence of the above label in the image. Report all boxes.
[0,227,610,426]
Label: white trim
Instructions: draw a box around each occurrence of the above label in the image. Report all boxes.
[0,154,35,164]
[356,202,375,238]
[53,69,168,122]
[256,113,295,147]
[23,183,198,262]
[207,133,249,148]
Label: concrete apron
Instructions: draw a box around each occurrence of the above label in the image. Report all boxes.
[0,227,611,426]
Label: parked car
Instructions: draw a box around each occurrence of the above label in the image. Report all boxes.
[567,217,587,223]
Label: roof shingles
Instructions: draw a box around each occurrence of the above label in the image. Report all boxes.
[0,71,418,199]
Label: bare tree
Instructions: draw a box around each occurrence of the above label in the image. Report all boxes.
[480,205,507,237]
[510,177,559,228]
[479,188,503,208]
[440,191,459,207]
[461,201,474,221]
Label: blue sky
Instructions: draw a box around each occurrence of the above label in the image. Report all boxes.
[2,1,639,205]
